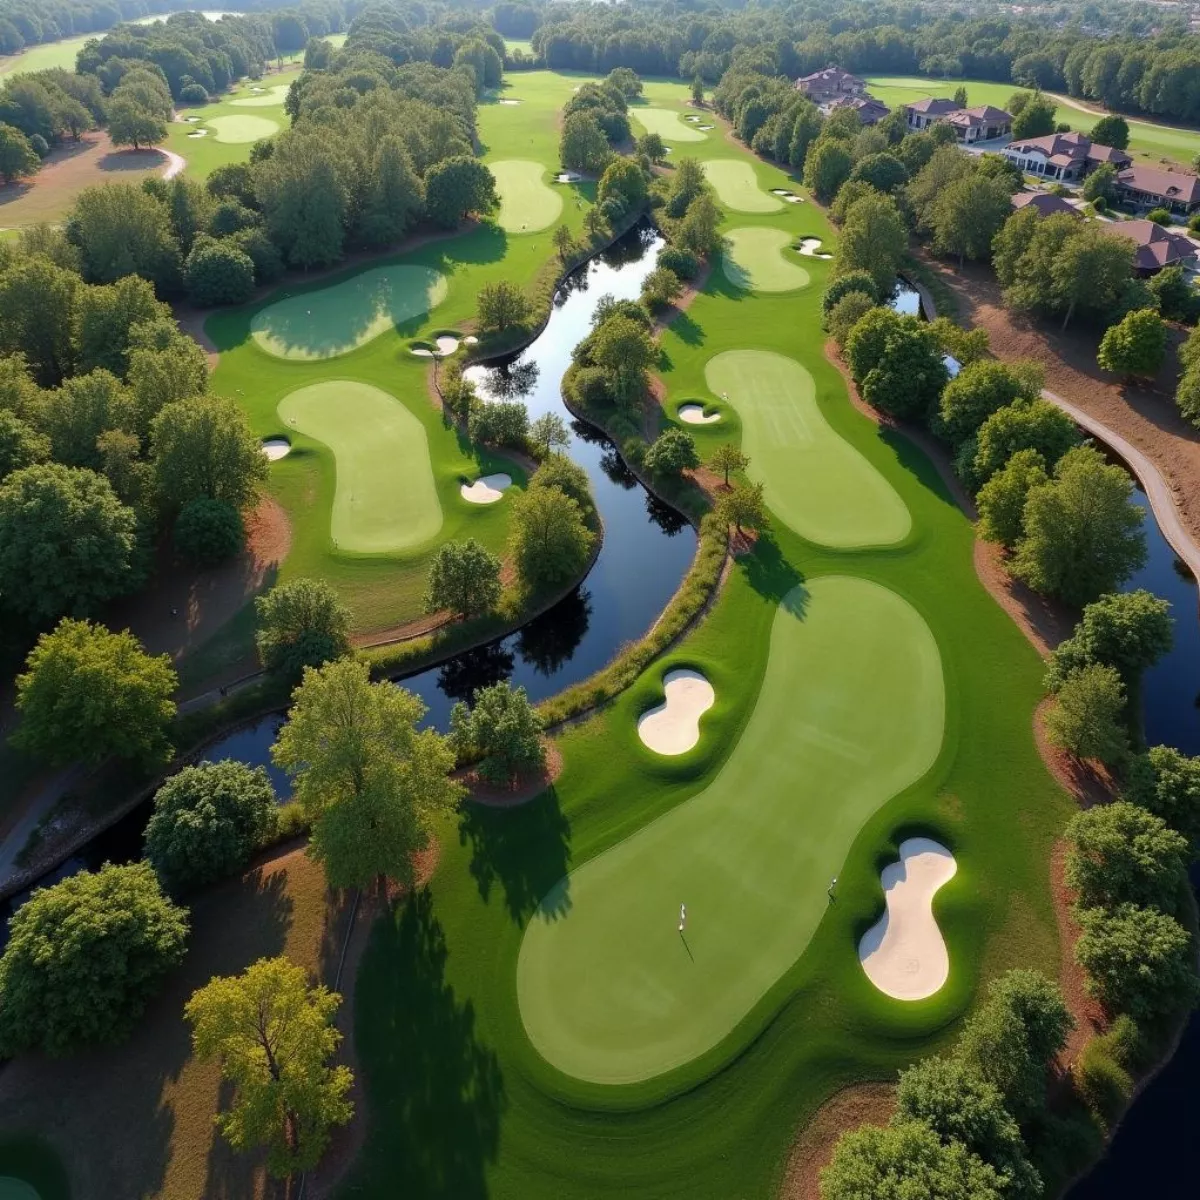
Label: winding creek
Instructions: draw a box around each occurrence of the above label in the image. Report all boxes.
[3,253,1199,1192]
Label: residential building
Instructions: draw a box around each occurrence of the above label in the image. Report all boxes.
[1113,164,1200,215]
[904,97,960,130]
[1001,131,1132,181]
[1010,191,1079,217]
[903,98,1011,141]
[793,66,866,104]
[1110,219,1198,273]
[828,94,891,126]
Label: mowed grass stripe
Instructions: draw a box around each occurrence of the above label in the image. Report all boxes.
[702,159,783,212]
[705,350,912,548]
[250,265,449,360]
[491,159,563,232]
[720,228,810,293]
[517,575,945,1084]
[277,381,442,554]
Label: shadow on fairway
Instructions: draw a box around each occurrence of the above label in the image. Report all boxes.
[352,890,506,1197]
[458,791,572,924]
[738,532,807,611]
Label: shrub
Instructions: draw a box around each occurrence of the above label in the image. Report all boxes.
[179,82,209,104]
[1073,1037,1133,1125]
[184,238,256,306]
[827,292,877,349]
[468,399,529,449]
[1124,744,1200,845]
[449,681,546,784]
[644,427,699,477]
[1044,663,1129,765]
[657,245,699,280]
[174,496,244,565]
[1146,206,1174,226]
[822,267,879,317]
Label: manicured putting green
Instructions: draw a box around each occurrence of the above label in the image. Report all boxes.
[517,575,945,1084]
[230,83,291,107]
[277,381,442,554]
[705,351,911,548]
[491,159,563,233]
[702,159,783,212]
[207,114,281,143]
[631,106,708,142]
[721,227,810,293]
[251,265,449,360]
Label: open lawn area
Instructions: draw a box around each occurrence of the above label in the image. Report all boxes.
[865,74,1200,169]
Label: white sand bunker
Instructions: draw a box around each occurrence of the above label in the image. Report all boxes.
[261,438,290,460]
[859,837,957,1001]
[797,237,832,258]
[684,114,701,122]
[784,195,804,204]
[678,403,720,425]
[499,98,522,105]
[435,335,460,354]
[187,129,209,138]
[410,346,434,357]
[697,124,714,130]
[637,668,715,755]
[183,115,200,122]
[554,171,582,183]
[461,473,512,503]
[464,335,479,345]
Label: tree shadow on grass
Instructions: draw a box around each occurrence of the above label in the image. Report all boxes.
[669,309,705,346]
[350,890,506,1197]
[737,531,808,611]
[457,789,572,924]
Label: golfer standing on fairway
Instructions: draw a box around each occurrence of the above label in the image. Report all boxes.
[678,903,687,933]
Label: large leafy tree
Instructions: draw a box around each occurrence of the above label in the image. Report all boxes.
[970,399,1079,489]
[0,254,78,385]
[272,658,462,890]
[861,320,949,422]
[644,427,699,477]
[1090,114,1130,149]
[1013,445,1145,606]
[145,761,278,894]
[423,155,498,229]
[0,408,49,481]
[0,464,138,624]
[975,449,1048,550]
[1046,589,1172,690]
[255,577,352,678]
[106,96,167,149]
[930,174,1014,265]
[508,483,593,591]
[591,313,656,405]
[1124,745,1200,847]
[150,394,268,513]
[1097,308,1166,381]
[185,956,353,1177]
[14,618,177,766]
[184,238,256,307]
[360,134,423,246]
[834,191,906,297]
[75,273,167,376]
[254,131,349,268]
[0,862,189,1056]
[1044,663,1129,765]
[1010,92,1056,138]
[477,279,531,332]
[66,182,182,293]
[935,360,1039,450]
[0,122,38,183]
[560,110,612,175]
[39,368,134,469]
[803,138,852,202]
[450,681,546,784]
[424,539,502,618]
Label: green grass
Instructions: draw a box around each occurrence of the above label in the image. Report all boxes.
[343,74,1075,1199]
[490,159,564,232]
[517,575,944,1085]
[720,227,811,292]
[277,381,443,553]
[630,106,709,143]
[250,265,450,360]
[704,350,911,547]
[702,158,785,213]
[864,74,1200,169]
[205,113,281,142]
[0,36,88,76]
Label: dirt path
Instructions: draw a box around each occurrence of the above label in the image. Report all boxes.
[160,147,186,180]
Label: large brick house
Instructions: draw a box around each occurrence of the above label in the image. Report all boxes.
[1000,131,1131,181]
[828,94,891,126]
[1110,219,1198,273]
[903,98,1012,142]
[1113,164,1200,215]
[794,66,866,104]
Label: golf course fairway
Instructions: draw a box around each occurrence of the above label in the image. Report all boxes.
[277,381,442,553]
[491,159,563,232]
[704,351,911,548]
[720,228,810,293]
[702,159,784,213]
[251,265,449,360]
[517,575,945,1084]
[631,107,709,142]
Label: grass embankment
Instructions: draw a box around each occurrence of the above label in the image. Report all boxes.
[864,74,1200,170]
[342,75,1075,1198]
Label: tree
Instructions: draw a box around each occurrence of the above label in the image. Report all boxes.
[976,449,1048,549]
[1125,746,1200,846]
[1051,223,1135,330]
[106,97,167,150]
[272,658,462,890]
[75,273,167,376]
[508,483,593,590]
[895,1058,1041,1200]
[1148,266,1198,323]
[0,464,138,624]
[691,76,704,105]
[361,135,423,247]
[468,399,529,449]
[0,862,188,1057]
[151,395,268,513]
[146,761,278,894]
[936,360,1039,449]
[553,224,573,261]
[644,427,699,477]
[605,67,642,100]
[1090,115,1130,150]
[175,497,245,566]
[39,368,134,470]
[970,399,1079,489]
[1044,663,1129,765]
[185,957,353,1177]
[821,1119,1006,1200]
[1013,445,1145,606]
[861,321,949,422]
[184,238,255,306]
[253,133,348,268]
[0,408,48,481]
[1082,162,1118,205]
[127,328,210,440]
[560,111,611,175]
[424,155,498,228]
[0,122,38,183]
[953,85,969,107]
[1011,92,1056,139]
[66,182,182,292]
[477,279,531,332]
[827,293,877,349]
[666,156,706,217]
[1065,801,1188,913]
[530,453,594,519]
[906,145,975,235]
[930,174,1014,265]
[530,413,570,456]
[709,442,749,486]
[255,577,352,678]
[1046,590,1173,691]
[845,305,905,382]
[822,269,878,317]
[717,481,768,534]
[453,38,503,94]
[449,681,546,784]
[803,139,852,203]
[592,312,656,405]
[1097,308,1166,381]
[0,254,78,385]
[849,151,908,194]
[642,265,683,311]
[676,191,721,257]
[636,132,666,163]
[1075,903,1198,1020]
[424,539,502,618]
[835,191,906,297]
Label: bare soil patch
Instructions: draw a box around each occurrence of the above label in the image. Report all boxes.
[777,1082,896,1200]
[1050,839,1108,1067]
[460,739,564,808]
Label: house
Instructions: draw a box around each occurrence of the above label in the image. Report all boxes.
[903,98,1012,141]
[794,66,866,104]
[829,94,891,126]
[1001,131,1131,181]
[1113,164,1200,215]
[1110,219,1198,273]
[1011,191,1079,217]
